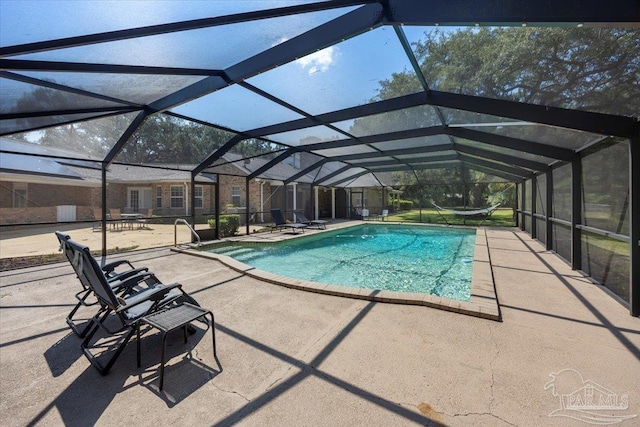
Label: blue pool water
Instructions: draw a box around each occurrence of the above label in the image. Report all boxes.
[208,224,476,301]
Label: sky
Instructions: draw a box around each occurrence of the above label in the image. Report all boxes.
[1,1,447,144]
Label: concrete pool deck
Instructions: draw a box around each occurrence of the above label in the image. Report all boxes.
[1,227,639,426]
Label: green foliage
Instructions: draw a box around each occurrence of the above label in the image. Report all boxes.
[208,214,240,237]
[486,183,516,208]
[379,27,640,116]
[398,199,414,210]
[386,208,515,227]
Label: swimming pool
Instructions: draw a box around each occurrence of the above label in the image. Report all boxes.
[207,224,476,301]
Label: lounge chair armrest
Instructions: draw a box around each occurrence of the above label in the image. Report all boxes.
[102,260,135,274]
[115,283,183,312]
[110,272,158,291]
[106,267,149,282]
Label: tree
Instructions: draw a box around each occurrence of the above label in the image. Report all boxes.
[379,27,640,117]
[363,27,639,205]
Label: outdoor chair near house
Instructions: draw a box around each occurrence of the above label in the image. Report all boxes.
[374,209,389,221]
[361,208,370,220]
[294,212,328,230]
[92,208,103,231]
[56,231,152,337]
[268,208,308,234]
[137,209,153,229]
[109,208,125,230]
[61,236,209,376]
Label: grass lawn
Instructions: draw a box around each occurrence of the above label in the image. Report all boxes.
[386,208,516,227]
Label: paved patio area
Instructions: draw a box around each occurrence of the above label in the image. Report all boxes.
[1,228,638,426]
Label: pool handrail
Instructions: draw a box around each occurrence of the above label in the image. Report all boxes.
[174,219,200,248]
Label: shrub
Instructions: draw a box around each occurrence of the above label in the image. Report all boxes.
[207,214,240,237]
[399,199,414,210]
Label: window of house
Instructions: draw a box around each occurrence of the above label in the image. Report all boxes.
[13,183,27,208]
[170,185,184,208]
[231,186,241,206]
[156,186,162,208]
[194,185,203,208]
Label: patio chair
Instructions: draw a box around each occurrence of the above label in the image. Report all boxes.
[56,231,152,337]
[92,208,103,232]
[137,208,153,229]
[361,208,370,220]
[62,237,201,375]
[109,208,124,230]
[294,212,328,230]
[375,209,389,221]
[268,209,308,234]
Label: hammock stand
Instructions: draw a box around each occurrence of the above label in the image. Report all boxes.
[431,203,501,226]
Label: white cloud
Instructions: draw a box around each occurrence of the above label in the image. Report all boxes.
[296,46,337,75]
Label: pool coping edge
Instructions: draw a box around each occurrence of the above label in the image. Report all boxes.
[172,225,501,321]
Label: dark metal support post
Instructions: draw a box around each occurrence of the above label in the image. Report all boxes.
[514,182,519,228]
[571,155,582,271]
[101,163,108,258]
[546,169,553,250]
[521,180,526,231]
[245,178,250,235]
[190,173,196,230]
[214,174,220,240]
[630,138,639,316]
[531,175,537,239]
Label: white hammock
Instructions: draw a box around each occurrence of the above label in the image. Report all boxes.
[432,203,501,216]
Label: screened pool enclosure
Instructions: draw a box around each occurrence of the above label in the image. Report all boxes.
[1,1,638,315]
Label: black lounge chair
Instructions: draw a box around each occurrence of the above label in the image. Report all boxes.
[294,212,328,229]
[61,237,201,375]
[268,209,308,234]
[56,231,152,337]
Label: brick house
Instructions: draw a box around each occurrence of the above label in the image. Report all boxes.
[1,139,392,225]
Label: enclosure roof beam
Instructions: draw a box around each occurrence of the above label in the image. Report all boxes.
[103,111,148,166]
[299,126,445,152]
[350,153,458,168]
[284,159,329,185]
[365,161,460,173]
[458,154,533,179]
[385,0,640,27]
[313,165,354,186]
[0,71,142,108]
[149,4,383,114]
[460,161,524,183]
[247,149,297,180]
[0,59,226,76]
[324,169,371,187]
[331,143,453,162]
[0,0,374,57]
[193,134,245,175]
[452,142,549,172]
[447,127,575,161]
[431,91,637,139]
[246,90,637,141]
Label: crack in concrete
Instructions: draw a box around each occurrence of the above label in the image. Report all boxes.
[210,383,250,402]
[488,324,499,412]
[449,411,518,426]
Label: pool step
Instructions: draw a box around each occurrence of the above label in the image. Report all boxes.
[215,246,255,257]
